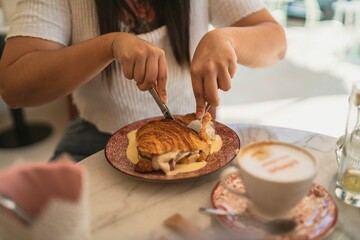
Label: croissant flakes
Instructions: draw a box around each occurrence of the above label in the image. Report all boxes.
[135,112,215,174]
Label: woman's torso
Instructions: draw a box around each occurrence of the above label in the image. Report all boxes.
[7,0,265,133]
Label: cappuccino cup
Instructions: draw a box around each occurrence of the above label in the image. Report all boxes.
[220,141,319,219]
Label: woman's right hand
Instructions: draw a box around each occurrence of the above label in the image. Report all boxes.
[0,32,168,108]
[112,33,168,103]
[0,160,84,222]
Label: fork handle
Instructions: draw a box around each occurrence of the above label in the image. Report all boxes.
[204,102,211,114]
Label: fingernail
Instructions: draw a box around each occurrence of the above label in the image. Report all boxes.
[162,95,167,104]
[196,112,202,119]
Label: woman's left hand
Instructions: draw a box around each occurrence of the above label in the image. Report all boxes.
[190,9,287,120]
[190,29,237,119]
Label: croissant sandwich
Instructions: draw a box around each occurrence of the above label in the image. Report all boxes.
[135,112,215,174]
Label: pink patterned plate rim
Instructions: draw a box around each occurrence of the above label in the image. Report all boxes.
[211,174,338,240]
[104,116,240,182]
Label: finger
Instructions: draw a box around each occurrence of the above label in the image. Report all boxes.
[52,163,83,202]
[204,71,220,107]
[217,67,232,92]
[191,72,205,119]
[228,60,237,78]
[121,59,135,80]
[157,54,168,103]
[137,55,158,91]
[133,54,147,86]
[209,105,217,119]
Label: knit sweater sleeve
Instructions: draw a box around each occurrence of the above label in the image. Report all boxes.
[6,0,71,46]
[209,0,266,28]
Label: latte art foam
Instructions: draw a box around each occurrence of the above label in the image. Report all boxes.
[239,143,316,181]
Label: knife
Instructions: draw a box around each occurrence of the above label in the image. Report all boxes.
[148,87,175,120]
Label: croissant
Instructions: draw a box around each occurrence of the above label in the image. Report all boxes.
[135,112,214,174]
[175,112,215,145]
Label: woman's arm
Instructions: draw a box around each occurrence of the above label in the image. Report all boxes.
[191,9,286,118]
[223,9,286,67]
[0,32,168,108]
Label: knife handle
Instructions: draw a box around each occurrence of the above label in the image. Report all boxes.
[148,87,174,120]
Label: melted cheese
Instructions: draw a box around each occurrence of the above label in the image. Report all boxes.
[167,161,207,176]
[152,151,180,173]
[126,130,139,164]
[126,130,223,175]
[211,135,222,154]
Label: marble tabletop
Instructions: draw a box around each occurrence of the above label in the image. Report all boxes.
[79,124,360,240]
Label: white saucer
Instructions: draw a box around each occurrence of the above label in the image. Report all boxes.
[211,174,338,239]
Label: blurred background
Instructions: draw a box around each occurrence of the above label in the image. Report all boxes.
[1,0,360,169]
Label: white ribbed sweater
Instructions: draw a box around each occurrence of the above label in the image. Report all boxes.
[7,0,265,133]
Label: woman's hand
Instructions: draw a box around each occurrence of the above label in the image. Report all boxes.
[191,9,286,119]
[112,33,168,103]
[0,160,84,222]
[191,29,237,119]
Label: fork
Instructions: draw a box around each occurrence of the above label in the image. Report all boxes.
[187,103,211,133]
[199,207,296,235]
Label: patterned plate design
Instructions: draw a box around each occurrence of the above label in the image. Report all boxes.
[104,117,240,181]
[211,174,338,239]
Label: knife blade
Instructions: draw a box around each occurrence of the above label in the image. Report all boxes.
[148,87,175,120]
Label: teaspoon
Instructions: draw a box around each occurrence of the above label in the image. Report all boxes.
[199,207,297,235]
